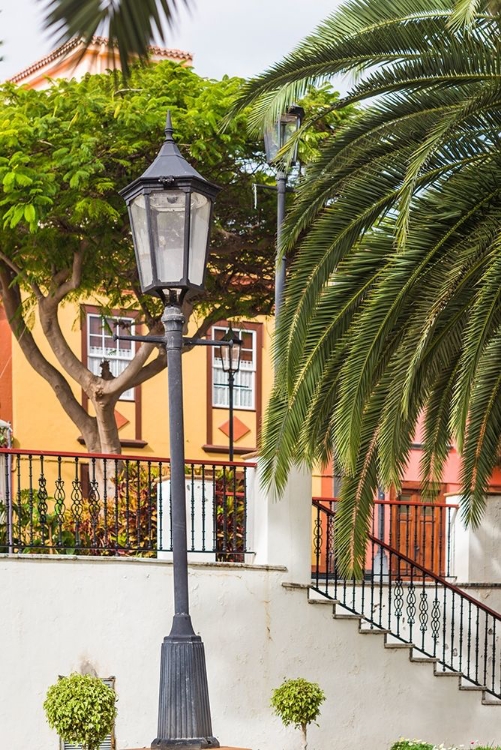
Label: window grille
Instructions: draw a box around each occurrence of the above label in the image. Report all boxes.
[87,314,135,400]
[212,326,255,410]
[60,677,115,750]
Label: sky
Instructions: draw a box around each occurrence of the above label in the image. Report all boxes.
[0,0,342,83]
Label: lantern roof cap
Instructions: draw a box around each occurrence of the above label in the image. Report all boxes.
[120,111,220,197]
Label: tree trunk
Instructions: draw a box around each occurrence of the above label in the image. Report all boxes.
[301,723,308,750]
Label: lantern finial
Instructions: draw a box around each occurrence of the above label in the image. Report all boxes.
[165,111,174,142]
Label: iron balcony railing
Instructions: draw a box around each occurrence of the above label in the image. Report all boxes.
[312,499,501,699]
[0,448,254,561]
[313,495,457,578]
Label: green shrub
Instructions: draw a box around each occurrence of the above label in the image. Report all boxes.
[390,741,501,750]
[271,677,325,750]
[44,673,117,750]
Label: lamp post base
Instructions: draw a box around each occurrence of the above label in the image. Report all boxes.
[152,629,219,749]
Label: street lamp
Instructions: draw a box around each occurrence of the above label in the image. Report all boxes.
[263,105,304,316]
[219,327,242,461]
[120,112,220,749]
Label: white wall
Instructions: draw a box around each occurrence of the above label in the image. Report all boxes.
[0,554,500,750]
[449,493,501,583]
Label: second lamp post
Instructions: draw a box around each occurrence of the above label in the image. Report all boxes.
[220,327,242,461]
[263,104,304,317]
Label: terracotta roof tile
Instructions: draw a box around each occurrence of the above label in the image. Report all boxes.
[8,36,193,83]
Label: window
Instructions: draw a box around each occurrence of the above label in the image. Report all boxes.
[212,326,256,410]
[87,314,135,400]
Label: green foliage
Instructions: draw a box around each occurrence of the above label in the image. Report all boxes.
[0,465,159,555]
[0,60,351,455]
[0,425,10,447]
[234,0,501,575]
[390,742,501,750]
[215,467,246,562]
[271,677,325,731]
[44,673,117,750]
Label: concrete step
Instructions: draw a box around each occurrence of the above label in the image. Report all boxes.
[359,627,390,635]
[482,697,501,706]
[410,655,439,663]
[384,639,413,650]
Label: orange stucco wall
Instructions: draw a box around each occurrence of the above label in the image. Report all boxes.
[7,297,274,461]
[0,304,12,424]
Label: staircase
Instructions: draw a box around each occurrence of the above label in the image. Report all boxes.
[311,499,501,705]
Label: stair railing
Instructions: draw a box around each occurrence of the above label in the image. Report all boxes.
[312,499,501,699]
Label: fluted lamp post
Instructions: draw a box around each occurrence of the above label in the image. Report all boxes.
[120,113,220,749]
[263,105,304,316]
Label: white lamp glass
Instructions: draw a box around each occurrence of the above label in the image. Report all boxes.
[150,191,186,284]
[189,192,211,288]
[130,195,153,289]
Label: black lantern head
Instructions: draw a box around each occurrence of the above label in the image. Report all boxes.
[220,326,242,374]
[121,112,220,301]
[263,104,305,166]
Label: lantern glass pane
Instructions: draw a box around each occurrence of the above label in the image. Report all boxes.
[130,195,153,290]
[221,340,242,373]
[263,123,279,163]
[189,192,211,287]
[150,191,186,285]
[280,117,298,146]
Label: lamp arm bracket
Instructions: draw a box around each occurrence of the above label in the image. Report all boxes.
[114,333,243,348]
[113,333,165,345]
[183,337,243,347]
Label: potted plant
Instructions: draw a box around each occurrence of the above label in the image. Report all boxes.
[271,677,325,750]
[44,672,117,750]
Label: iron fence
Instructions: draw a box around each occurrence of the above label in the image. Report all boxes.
[312,499,501,699]
[313,495,457,578]
[0,449,253,561]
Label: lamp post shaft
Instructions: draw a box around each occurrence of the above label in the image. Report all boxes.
[275,171,287,316]
[152,304,218,750]
[228,370,235,462]
[164,304,191,623]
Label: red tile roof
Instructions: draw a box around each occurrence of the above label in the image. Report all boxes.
[8,36,193,83]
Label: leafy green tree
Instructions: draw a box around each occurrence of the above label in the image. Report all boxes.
[235,0,501,573]
[0,61,276,453]
[0,61,347,454]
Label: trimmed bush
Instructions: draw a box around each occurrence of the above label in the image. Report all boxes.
[44,673,117,750]
[271,677,325,750]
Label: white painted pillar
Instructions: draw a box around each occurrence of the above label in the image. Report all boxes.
[448,493,501,583]
[246,460,312,584]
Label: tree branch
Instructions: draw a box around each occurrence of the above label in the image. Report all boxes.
[0,265,97,441]
[50,247,85,304]
[0,249,43,300]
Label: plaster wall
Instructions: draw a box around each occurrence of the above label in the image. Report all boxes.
[0,555,500,750]
[449,494,501,584]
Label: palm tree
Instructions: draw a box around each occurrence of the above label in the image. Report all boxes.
[235,0,501,574]
[41,0,191,76]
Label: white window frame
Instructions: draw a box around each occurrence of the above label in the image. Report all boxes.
[212,325,256,411]
[87,314,136,401]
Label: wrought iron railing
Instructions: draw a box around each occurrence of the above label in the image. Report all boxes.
[313,495,457,578]
[312,499,501,699]
[0,449,254,560]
